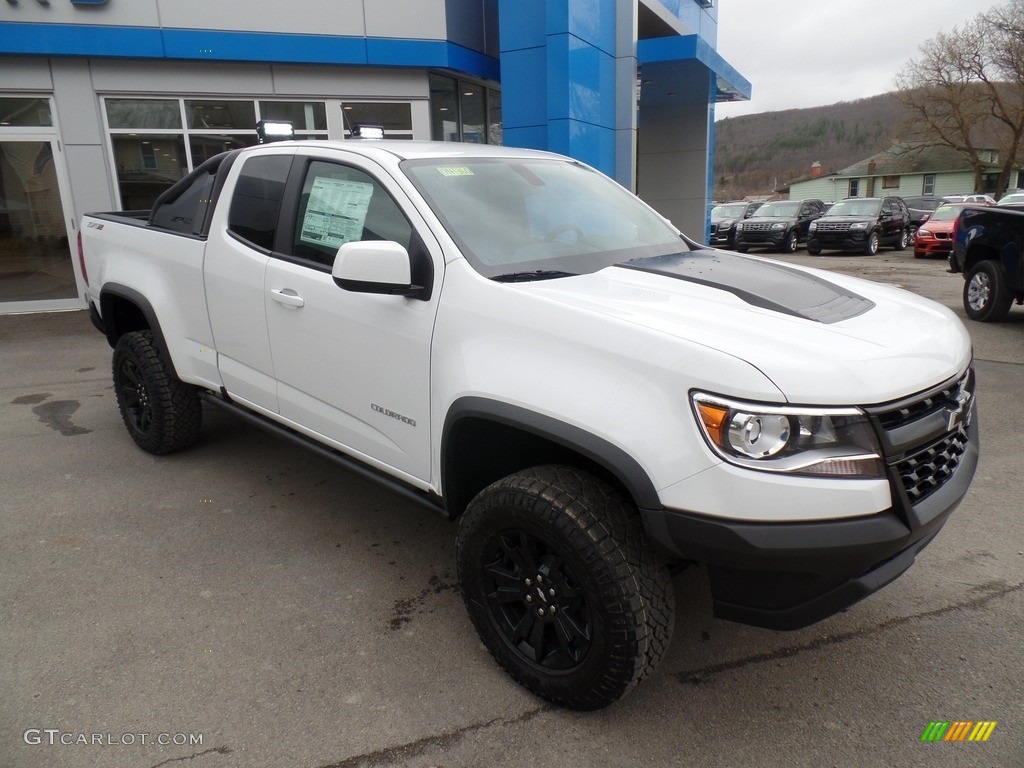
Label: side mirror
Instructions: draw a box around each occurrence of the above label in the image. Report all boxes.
[331,241,426,299]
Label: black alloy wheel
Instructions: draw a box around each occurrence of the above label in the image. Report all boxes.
[456,465,674,710]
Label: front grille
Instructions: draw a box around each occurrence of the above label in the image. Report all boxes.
[744,222,773,232]
[872,368,975,505]
[896,426,969,503]
[817,221,852,232]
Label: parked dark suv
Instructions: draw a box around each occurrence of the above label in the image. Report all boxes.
[734,199,827,253]
[807,196,911,255]
[709,200,762,248]
[902,195,943,241]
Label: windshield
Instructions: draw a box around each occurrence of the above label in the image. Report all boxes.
[754,201,800,217]
[825,199,881,217]
[927,204,963,222]
[402,157,686,279]
[711,203,748,219]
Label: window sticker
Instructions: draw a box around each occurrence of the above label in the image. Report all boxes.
[437,166,474,177]
[299,176,374,249]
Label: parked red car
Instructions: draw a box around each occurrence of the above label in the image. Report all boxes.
[914,202,987,259]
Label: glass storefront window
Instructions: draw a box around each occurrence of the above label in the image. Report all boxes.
[341,102,413,138]
[0,98,53,127]
[186,100,256,131]
[429,74,459,142]
[259,101,328,132]
[429,74,500,144]
[189,134,258,166]
[106,99,181,129]
[110,135,187,210]
[459,85,486,144]
[0,141,75,301]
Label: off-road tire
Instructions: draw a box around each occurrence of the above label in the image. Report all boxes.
[963,260,1014,322]
[112,331,202,454]
[456,465,675,710]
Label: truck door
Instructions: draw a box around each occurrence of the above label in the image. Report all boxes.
[205,150,296,414]
[263,152,440,483]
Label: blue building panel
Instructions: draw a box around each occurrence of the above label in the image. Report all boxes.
[497,0,546,51]
[548,118,615,174]
[546,34,615,127]
[500,47,548,128]
[0,22,164,58]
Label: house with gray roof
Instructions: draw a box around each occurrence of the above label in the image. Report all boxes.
[784,143,1024,203]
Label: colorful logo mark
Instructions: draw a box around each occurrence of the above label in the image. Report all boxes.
[921,721,997,742]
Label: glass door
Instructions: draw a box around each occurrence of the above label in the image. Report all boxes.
[0,138,79,309]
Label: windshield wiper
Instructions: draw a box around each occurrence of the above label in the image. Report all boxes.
[492,270,578,283]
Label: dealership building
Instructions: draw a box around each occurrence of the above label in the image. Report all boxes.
[0,0,748,313]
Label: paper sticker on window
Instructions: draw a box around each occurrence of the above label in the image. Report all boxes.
[300,177,373,249]
[437,166,474,177]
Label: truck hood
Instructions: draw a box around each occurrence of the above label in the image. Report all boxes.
[521,249,970,405]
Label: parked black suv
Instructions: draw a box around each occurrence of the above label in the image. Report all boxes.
[709,200,762,248]
[807,196,911,255]
[734,199,826,253]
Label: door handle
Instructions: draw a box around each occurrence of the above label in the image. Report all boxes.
[270,288,305,308]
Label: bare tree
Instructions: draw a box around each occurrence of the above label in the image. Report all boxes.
[896,0,1024,194]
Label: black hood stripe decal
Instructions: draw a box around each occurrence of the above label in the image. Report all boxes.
[619,250,875,324]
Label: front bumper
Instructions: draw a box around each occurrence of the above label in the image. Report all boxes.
[736,230,787,248]
[640,371,979,630]
[808,232,869,252]
[914,236,952,258]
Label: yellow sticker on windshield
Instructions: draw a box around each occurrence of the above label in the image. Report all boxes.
[437,166,474,177]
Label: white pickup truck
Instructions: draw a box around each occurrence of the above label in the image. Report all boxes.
[80,140,979,710]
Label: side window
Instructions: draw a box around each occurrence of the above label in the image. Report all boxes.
[227,154,291,250]
[882,200,893,215]
[149,164,216,235]
[287,160,413,266]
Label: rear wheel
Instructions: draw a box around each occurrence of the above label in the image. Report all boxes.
[455,465,675,710]
[112,331,202,454]
[894,228,908,251]
[964,260,1014,322]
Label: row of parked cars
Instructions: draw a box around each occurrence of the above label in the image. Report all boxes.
[709,193,1012,259]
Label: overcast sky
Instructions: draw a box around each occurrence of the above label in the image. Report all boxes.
[714,0,1000,119]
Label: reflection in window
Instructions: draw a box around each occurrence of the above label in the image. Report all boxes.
[189,134,258,166]
[186,100,256,130]
[0,98,53,127]
[106,99,181,129]
[430,74,459,142]
[460,86,485,144]
[341,102,413,139]
[429,74,500,144]
[259,101,327,132]
[111,135,187,210]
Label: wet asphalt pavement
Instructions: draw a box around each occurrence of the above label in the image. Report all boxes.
[1,250,1022,767]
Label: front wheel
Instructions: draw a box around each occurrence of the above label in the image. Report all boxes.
[782,230,799,253]
[863,231,880,255]
[112,331,202,454]
[807,243,822,255]
[964,261,1014,322]
[456,466,675,710]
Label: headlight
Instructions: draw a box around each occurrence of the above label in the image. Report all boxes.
[850,222,868,230]
[736,222,744,231]
[770,222,786,230]
[918,228,931,237]
[808,221,817,232]
[691,392,884,478]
